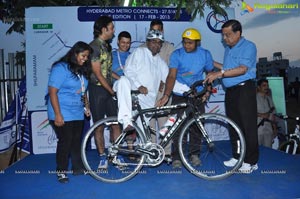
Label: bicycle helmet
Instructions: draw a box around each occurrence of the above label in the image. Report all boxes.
[146,30,164,41]
[182,28,201,40]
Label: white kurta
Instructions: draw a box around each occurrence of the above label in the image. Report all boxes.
[113,46,169,127]
[125,46,169,108]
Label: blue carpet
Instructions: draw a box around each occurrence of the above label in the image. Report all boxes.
[1,146,300,199]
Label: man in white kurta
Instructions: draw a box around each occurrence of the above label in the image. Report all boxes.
[113,30,169,130]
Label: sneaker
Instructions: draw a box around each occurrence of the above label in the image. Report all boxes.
[190,155,201,167]
[172,160,182,169]
[98,155,108,169]
[223,158,238,167]
[57,173,69,183]
[251,163,258,171]
[238,162,258,174]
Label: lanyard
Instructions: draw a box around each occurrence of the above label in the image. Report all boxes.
[117,50,124,70]
[77,74,85,96]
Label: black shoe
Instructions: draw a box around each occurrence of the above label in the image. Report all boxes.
[57,173,69,183]
[72,168,86,176]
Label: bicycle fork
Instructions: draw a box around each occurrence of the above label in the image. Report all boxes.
[194,115,214,152]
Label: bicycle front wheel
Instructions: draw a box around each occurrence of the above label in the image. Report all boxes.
[179,113,246,180]
[278,140,300,155]
[81,116,146,183]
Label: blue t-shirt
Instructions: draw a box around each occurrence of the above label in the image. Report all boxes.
[47,62,88,121]
[112,50,130,77]
[169,46,214,95]
[222,37,257,88]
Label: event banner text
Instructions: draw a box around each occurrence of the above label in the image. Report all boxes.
[78,7,191,21]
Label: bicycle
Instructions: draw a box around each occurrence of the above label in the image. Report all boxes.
[277,115,300,155]
[81,80,246,183]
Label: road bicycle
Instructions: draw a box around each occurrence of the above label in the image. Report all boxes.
[81,80,246,183]
[277,115,300,155]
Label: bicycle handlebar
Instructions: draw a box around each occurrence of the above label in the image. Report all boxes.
[275,114,299,122]
[183,80,211,98]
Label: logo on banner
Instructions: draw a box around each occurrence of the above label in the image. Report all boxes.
[240,1,254,15]
[239,1,299,15]
[206,11,228,33]
[36,118,57,145]
[31,111,57,154]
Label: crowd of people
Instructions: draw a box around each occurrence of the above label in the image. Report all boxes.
[46,16,289,183]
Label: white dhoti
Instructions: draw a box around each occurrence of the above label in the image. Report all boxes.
[113,76,133,128]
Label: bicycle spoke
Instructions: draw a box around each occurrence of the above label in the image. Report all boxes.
[179,113,245,180]
[81,117,146,183]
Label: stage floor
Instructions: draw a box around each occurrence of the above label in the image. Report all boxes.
[1,146,300,199]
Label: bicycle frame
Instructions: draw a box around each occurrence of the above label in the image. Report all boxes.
[129,91,213,151]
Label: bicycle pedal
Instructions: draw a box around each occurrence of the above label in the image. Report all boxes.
[164,156,172,164]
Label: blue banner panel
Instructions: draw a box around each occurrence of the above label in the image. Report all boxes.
[78,7,192,21]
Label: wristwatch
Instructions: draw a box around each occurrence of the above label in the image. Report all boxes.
[220,69,225,78]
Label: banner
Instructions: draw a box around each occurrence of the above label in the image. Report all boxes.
[25,6,234,111]
[0,77,30,153]
[25,6,234,154]
[31,111,57,154]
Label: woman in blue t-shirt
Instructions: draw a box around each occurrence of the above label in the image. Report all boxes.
[47,41,92,183]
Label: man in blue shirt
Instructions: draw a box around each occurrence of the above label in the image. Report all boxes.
[205,19,259,173]
[158,28,214,169]
[112,31,131,81]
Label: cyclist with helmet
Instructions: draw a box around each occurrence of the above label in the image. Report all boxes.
[113,29,169,131]
[157,28,214,169]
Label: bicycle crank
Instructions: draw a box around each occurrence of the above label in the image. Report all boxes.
[137,143,165,166]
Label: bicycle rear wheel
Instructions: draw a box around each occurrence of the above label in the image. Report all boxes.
[178,113,246,180]
[278,140,300,155]
[81,116,146,183]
